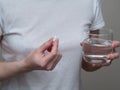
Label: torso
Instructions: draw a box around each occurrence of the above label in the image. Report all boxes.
[0,0,95,90]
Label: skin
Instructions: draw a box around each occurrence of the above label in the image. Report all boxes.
[0,37,62,81]
[82,30,120,71]
[0,30,119,81]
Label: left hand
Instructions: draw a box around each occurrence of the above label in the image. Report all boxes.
[93,40,120,67]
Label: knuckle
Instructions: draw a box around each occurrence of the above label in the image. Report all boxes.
[40,61,47,68]
[119,41,120,43]
[57,51,62,56]
[116,53,119,56]
[105,63,111,66]
[46,67,53,71]
[117,41,120,46]
[46,68,50,71]
[113,53,119,58]
[59,53,62,57]
[51,52,57,57]
[43,42,50,47]
[57,51,60,55]
[117,53,120,58]
[40,64,46,68]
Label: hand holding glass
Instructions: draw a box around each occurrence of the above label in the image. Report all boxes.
[82,28,113,64]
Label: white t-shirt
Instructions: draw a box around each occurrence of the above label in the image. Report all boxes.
[0,0,105,90]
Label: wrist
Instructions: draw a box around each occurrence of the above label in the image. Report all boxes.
[18,60,32,73]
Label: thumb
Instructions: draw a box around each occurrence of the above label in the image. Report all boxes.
[39,38,53,52]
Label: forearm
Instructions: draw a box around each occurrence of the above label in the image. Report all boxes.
[0,60,29,81]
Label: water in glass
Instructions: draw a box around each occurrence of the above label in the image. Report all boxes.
[83,38,113,64]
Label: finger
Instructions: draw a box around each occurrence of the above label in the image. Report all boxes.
[47,52,62,70]
[40,38,59,68]
[51,38,59,53]
[101,62,111,67]
[42,52,57,66]
[92,63,103,68]
[113,48,116,53]
[91,61,111,67]
[46,54,59,71]
[46,56,59,70]
[39,38,53,52]
[107,53,119,60]
[50,54,62,70]
[112,41,120,48]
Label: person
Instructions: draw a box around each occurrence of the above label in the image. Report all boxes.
[0,0,119,90]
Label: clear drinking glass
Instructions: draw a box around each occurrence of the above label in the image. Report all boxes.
[82,28,113,64]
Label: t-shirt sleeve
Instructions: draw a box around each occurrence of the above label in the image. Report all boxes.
[0,20,3,36]
[0,7,3,36]
[90,0,105,30]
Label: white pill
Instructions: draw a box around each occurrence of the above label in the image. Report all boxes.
[53,36,57,41]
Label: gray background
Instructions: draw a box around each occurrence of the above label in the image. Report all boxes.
[82,0,120,90]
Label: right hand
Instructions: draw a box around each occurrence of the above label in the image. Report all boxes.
[24,38,62,71]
